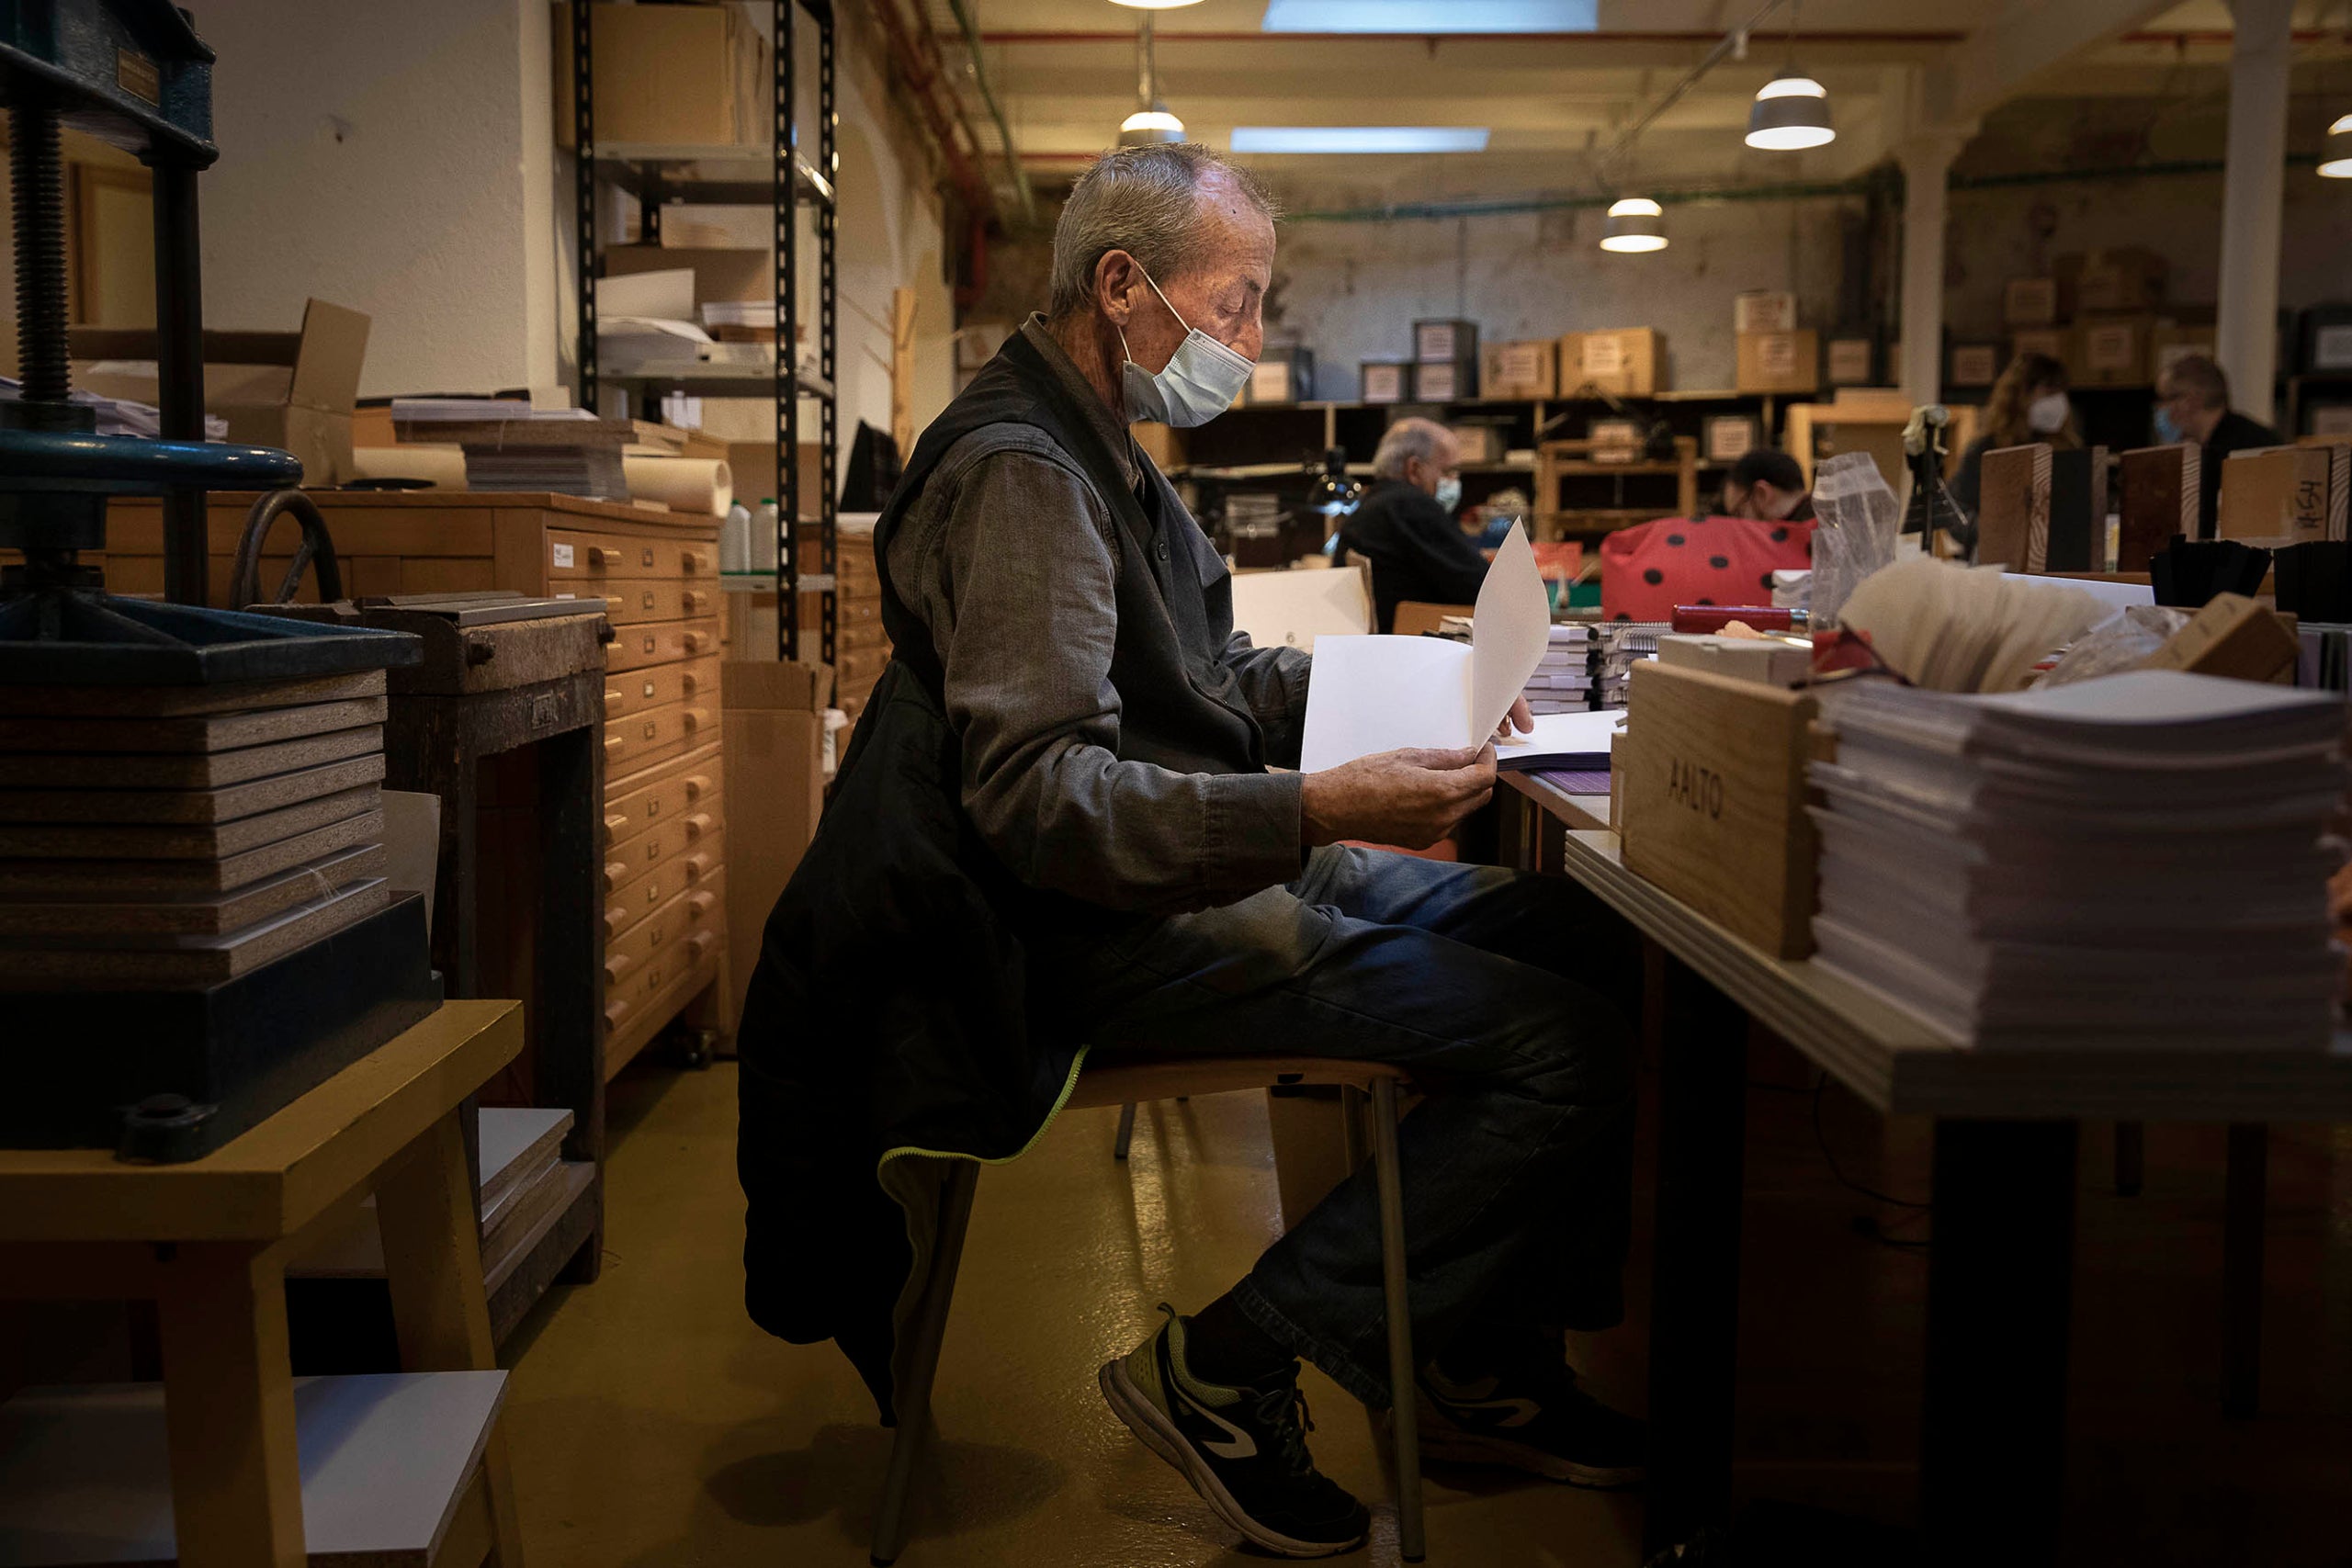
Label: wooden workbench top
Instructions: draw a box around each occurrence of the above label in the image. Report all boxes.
[0,998,522,1244]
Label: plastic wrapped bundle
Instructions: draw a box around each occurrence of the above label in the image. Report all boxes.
[1810,451,1901,628]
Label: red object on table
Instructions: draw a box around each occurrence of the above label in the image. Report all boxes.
[1671,605,1804,634]
[1600,513,1815,623]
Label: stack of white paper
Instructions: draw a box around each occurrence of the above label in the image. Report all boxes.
[1594,621,1667,710]
[1808,671,2349,1051]
[1525,625,1596,715]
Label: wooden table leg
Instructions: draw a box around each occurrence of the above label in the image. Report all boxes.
[1920,1119,2077,1567]
[378,1111,527,1565]
[154,1242,305,1568]
[1641,951,1750,1558]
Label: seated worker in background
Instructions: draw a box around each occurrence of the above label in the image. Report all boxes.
[2157,353,2283,537]
[739,142,1646,1561]
[1338,416,1490,631]
[1719,446,1815,523]
[1951,351,2075,520]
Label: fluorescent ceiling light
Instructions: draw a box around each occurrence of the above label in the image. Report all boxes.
[1230,126,1489,154]
[1261,0,1597,33]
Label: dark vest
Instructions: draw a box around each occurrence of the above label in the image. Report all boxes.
[875,327,1268,780]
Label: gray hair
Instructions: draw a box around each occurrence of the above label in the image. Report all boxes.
[1047,144,1280,319]
[2162,353,2230,411]
[1373,417,1452,480]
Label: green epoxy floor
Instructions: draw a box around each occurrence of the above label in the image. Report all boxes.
[501,1062,1644,1566]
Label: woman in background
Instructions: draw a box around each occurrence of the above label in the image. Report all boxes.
[1951,351,2078,520]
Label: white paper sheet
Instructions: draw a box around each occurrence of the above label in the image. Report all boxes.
[1494,709,1627,772]
[1297,521,1556,770]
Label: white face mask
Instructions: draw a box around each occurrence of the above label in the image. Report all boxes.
[2027,391,2070,434]
[1118,268,1255,428]
[1434,475,1463,513]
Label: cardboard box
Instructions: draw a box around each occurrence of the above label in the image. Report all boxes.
[1948,343,2000,388]
[1618,660,1831,959]
[1362,362,1408,404]
[1704,413,1761,466]
[1734,291,1797,335]
[1413,319,1477,364]
[2152,322,2216,381]
[1480,339,1556,400]
[2004,277,2060,327]
[2142,592,2299,683]
[1452,424,1507,465]
[2312,404,2352,439]
[71,299,369,486]
[2219,445,2346,546]
[553,2,766,150]
[602,245,771,306]
[2010,327,2068,364]
[2069,315,2154,388]
[2057,247,2167,316]
[1589,418,1644,461]
[1131,423,1187,470]
[1559,328,1662,398]
[1245,349,1314,405]
[1825,338,1874,386]
[1735,329,1818,395]
[722,659,831,1022]
[1412,359,1476,402]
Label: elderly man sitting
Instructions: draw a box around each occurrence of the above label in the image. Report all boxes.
[738,143,1645,1559]
[1338,416,1493,632]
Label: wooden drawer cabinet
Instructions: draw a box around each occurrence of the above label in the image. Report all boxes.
[604,657,718,722]
[605,830,726,942]
[837,619,892,655]
[606,617,718,674]
[605,743,720,846]
[548,529,716,581]
[100,490,733,1075]
[603,875,725,987]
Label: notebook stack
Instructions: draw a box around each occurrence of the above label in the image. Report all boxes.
[1524,624,1596,715]
[1595,621,1668,710]
[1808,670,2348,1052]
[390,402,629,500]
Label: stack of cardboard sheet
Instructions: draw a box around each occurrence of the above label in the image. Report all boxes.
[0,672,392,987]
[1594,621,1668,709]
[1808,671,2347,1051]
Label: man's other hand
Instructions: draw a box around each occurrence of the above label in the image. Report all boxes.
[1301,745,1498,850]
[1498,695,1533,740]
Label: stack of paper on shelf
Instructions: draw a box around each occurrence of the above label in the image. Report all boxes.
[1595,621,1668,709]
[392,403,631,499]
[1808,670,2348,1051]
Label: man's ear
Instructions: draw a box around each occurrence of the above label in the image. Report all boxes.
[1095,250,1142,326]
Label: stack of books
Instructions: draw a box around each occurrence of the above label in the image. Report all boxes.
[1809,670,2348,1051]
[1524,624,1596,715]
[391,402,630,500]
[1595,621,1668,710]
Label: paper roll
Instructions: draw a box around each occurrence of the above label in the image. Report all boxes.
[623,456,733,517]
[353,443,468,489]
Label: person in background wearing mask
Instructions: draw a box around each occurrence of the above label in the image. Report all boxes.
[1338,416,1491,631]
[1719,446,1814,522]
[2156,353,2282,538]
[1950,352,2075,523]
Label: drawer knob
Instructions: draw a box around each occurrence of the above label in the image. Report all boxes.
[682,671,701,695]
[605,998,629,1027]
[684,852,712,878]
[605,812,628,836]
[604,859,628,889]
[684,590,708,613]
[687,890,716,916]
[683,631,710,654]
[605,733,624,753]
[685,930,716,958]
[590,546,622,567]
[684,811,713,838]
[683,706,709,732]
[681,549,709,573]
[684,773,708,798]
[605,687,623,706]
[604,906,627,938]
[605,953,632,986]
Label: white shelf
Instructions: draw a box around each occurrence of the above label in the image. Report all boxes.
[0,1373,505,1565]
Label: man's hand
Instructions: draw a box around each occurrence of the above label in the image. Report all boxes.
[1301,745,1498,850]
[1498,695,1533,741]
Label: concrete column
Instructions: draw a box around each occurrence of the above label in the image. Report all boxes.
[1897,130,1969,411]
[2216,0,2295,425]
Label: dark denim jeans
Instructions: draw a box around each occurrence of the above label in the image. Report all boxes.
[1043,845,1642,1407]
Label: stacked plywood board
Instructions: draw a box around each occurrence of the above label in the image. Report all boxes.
[0,672,390,987]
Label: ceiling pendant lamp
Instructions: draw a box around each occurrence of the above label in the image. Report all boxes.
[1745,1,1834,152]
[1117,16,1185,146]
[2322,114,2352,178]
[1600,197,1667,253]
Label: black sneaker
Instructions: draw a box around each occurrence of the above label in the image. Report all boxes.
[1415,1345,1646,1488]
[1099,1304,1370,1558]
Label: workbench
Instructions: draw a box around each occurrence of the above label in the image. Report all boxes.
[1498,769,2352,1565]
[0,1000,528,1567]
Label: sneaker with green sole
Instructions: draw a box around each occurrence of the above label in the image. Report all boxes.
[1414,1346,1647,1488]
[1099,1304,1370,1558]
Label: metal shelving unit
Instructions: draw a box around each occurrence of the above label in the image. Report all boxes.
[570,0,839,664]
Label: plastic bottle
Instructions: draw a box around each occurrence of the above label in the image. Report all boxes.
[720,501,752,581]
[752,498,781,574]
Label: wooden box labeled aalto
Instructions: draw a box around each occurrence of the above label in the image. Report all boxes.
[1615,660,1834,959]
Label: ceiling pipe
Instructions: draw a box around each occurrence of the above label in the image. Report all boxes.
[868,0,1001,229]
[1597,0,1793,177]
[941,0,1040,227]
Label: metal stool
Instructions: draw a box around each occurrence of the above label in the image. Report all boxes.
[871,1056,1427,1564]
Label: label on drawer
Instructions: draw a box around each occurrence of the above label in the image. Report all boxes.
[552,543,575,569]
